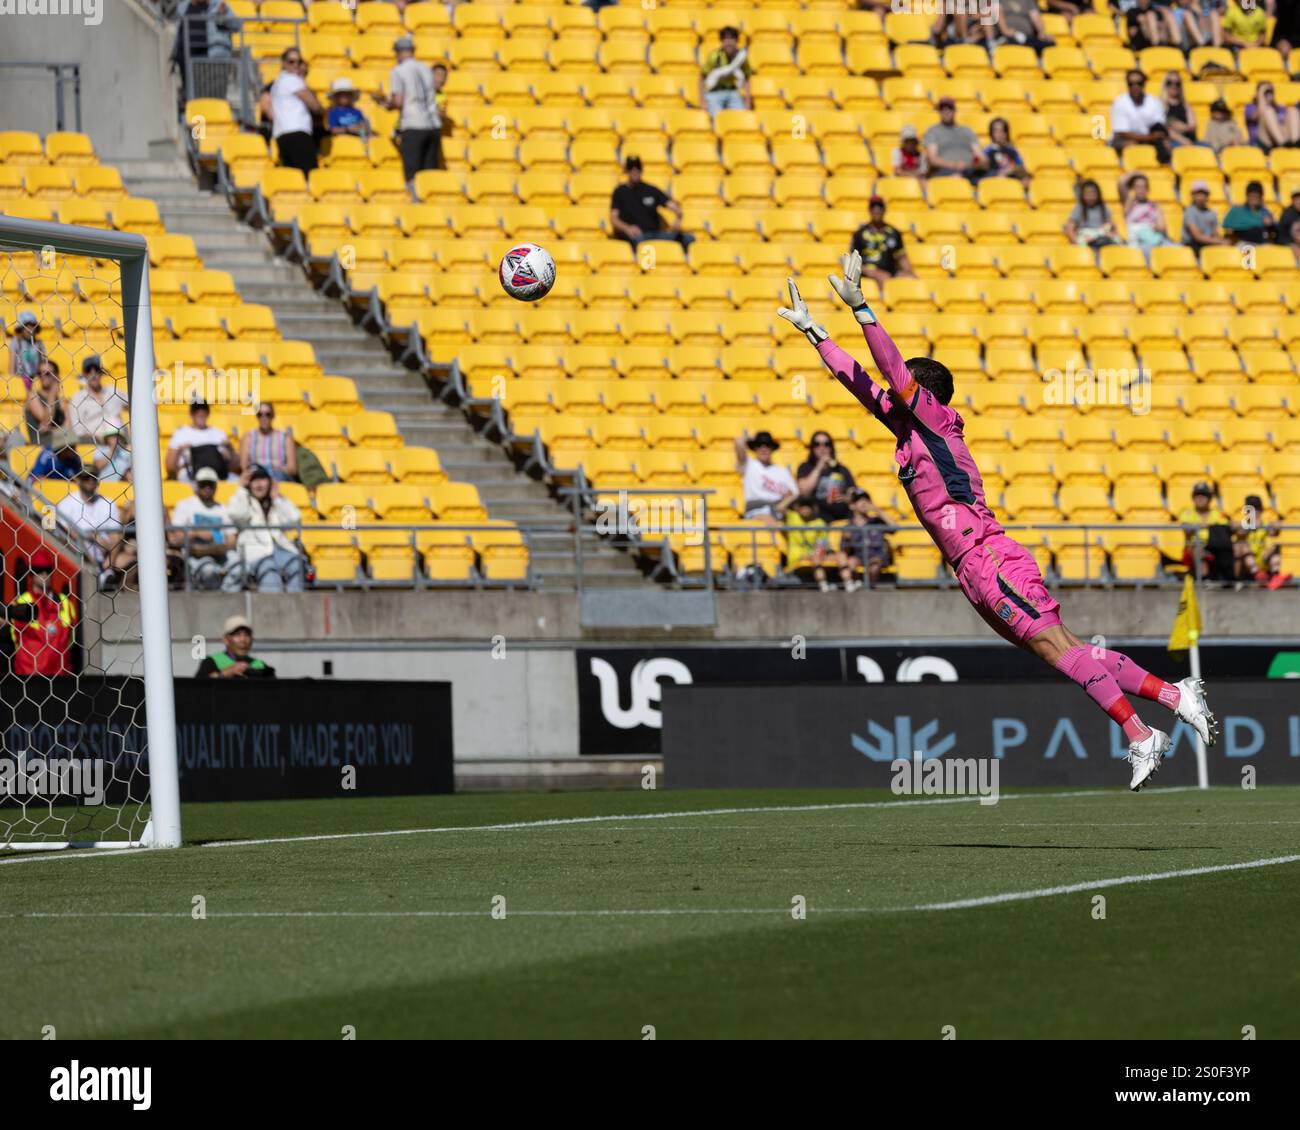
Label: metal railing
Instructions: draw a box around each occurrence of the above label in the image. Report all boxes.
[0,63,82,133]
[173,10,303,127]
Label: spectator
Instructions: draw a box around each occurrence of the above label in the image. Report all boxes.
[7,311,46,387]
[376,36,441,191]
[1273,0,1300,63]
[795,431,857,522]
[984,117,1031,181]
[931,11,979,45]
[268,47,321,174]
[785,496,835,591]
[326,77,370,138]
[1147,120,1174,166]
[166,399,238,482]
[1245,82,1300,150]
[1120,171,1175,255]
[1045,0,1084,18]
[227,464,307,592]
[1236,493,1291,589]
[1160,72,1199,148]
[171,0,239,101]
[92,422,133,484]
[610,156,694,251]
[1111,70,1166,150]
[924,96,988,181]
[56,468,135,590]
[431,63,450,171]
[1177,481,1234,583]
[1223,0,1268,48]
[892,125,929,179]
[734,430,797,526]
[195,614,277,679]
[1120,0,1170,49]
[700,26,752,115]
[24,360,70,446]
[240,402,298,482]
[1163,1,1219,50]
[69,354,128,442]
[1065,179,1120,247]
[1223,180,1277,244]
[5,548,75,677]
[169,467,242,592]
[1203,98,1245,153]
[850,196,916,291]
[991,0,1055,51]
[30,436,82,481]
[1182,179,1229,251]
[838,488,894,592]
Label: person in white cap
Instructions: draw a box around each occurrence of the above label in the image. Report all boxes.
[1180,179,1227,255]
[169,468,243,592]
[376,36,441,190]
[327,76,370,139]
[195,614,276,679]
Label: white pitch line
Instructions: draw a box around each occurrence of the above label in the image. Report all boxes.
[0,786,1204,867]
[4,852,1298,920]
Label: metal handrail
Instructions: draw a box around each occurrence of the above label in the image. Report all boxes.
[0,63,82,133]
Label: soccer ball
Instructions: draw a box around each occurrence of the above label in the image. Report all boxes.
[498,242,556,302]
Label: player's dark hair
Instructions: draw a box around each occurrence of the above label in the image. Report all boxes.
[906,358,955,406]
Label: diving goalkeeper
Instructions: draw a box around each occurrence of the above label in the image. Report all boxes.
[777,253,1217,791]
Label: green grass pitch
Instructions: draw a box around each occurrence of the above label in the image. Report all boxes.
[2,786,1298,1039]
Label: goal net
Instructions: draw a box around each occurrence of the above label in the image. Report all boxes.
[0,216,179,849]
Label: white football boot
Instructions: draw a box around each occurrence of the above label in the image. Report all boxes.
[1174,676,1218,747]
[1127,728,1172,792]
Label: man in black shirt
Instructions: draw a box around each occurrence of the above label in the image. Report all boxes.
[849,196,915,293]
[610,156,695,252]
[1278,189,1300,246]
[195,614,277,679]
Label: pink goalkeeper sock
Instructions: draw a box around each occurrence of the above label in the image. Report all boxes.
[1093,648,1182,711]
[1055,645,1152,744]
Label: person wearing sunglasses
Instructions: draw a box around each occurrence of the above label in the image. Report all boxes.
[1110,70,1166,151]
[240,402,297,483]
[1245,81,1300,151]
[795,431,858,522]
[1159,72,1199,148]
[268,47,322,173]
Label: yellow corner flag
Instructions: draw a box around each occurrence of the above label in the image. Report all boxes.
[1168,574,1202,655]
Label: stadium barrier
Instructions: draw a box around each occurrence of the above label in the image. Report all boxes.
[661,681,1300,790]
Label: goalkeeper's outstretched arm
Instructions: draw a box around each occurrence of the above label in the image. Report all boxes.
[827,250,916,402]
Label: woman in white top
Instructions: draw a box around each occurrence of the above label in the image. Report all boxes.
[266,47,322,173]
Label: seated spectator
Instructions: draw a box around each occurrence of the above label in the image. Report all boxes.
[1111,70,1166,150]
[1203,98,1245,153]
[734,430,797,526]
[699,26,752,115]
[1120,172,1175,254]
[984,118,1031,181]
[1235,494,1291,590]
[327,77,370,138]
[69,355,128,442]
[5,547,75,677]
[92,421,132,483]
[610,156,694,252]
[1160,73,1200,147]
[931,11,981,46]
[228,464,306,592]
[796,431,857,522]
[892,125,929,179]
[1182,180,1228,252]
[1223,0,1268,48]
[1045,0,1084,17]
[850,196,916,292]
[924,97,988,181]
[240,402,297,482]
[838,489,894,592]
[195,614,277,679]
[1223,180,1277,244]
[24,360,70,446]
[1278,188,1300,244]
[1118,0,1165,49]
[56,468,136,590]
[1274,0,1300,63]
[1177,481,1234,583]
[169,467,242,592]
[7,311,46,387]
[784,495,835,592]
[991,0,1055,51]
[166,398,239,481]
[30,435,83,480]
[1148,120,1174,166]
[1065,179,1120,247]
[1245,82,1300,151]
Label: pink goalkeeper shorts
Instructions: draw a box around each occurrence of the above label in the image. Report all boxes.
[955,533,1062,648]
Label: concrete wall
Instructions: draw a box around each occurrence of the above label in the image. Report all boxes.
[0,0,177,158]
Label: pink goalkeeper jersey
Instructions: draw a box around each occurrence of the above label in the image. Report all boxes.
[815,321,1003,567]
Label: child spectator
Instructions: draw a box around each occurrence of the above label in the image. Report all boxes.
[892,125,929,179]
[1065,179,1120,247]
[838,489,894,592]
[1120,171,1175,255]
[1203,99,1244,153]
[984,118,1031,181]
[1236,494,1291,590]
[1181,180,1228,252]
[327,77,370,138]
[785,495,835,591]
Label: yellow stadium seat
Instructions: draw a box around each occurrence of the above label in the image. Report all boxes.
[73,166,127,203]
[44,132,96,167]
[0,131,47,166]
[112,199,165,237]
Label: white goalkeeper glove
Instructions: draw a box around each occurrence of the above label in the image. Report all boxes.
[828,250,877,326]
[776,278,829,345]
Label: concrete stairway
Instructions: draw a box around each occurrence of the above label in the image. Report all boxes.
[114,153,645,589]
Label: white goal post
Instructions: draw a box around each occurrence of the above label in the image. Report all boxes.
[0,215,180,849]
